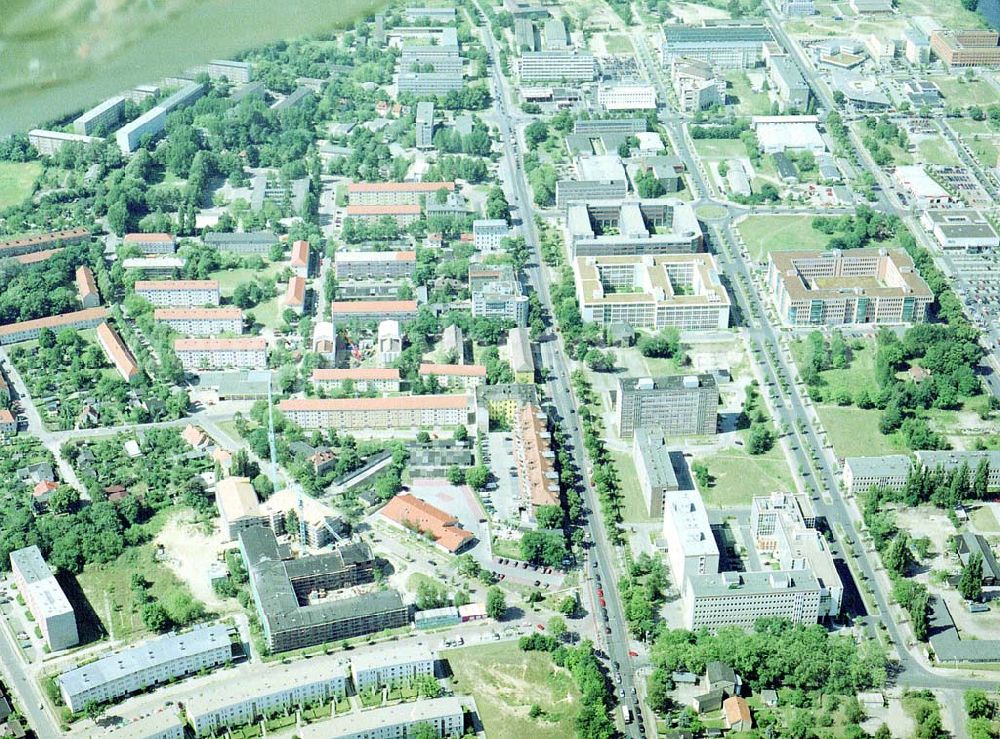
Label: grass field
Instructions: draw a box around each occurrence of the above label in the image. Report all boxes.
[972,505,1000,534]
[737,215,833,262]
[948,119,1000,169]
[693,138,747,160]
[814,405,904,459]
[917,137,960,167]
[724,71,772,117]
[897,0,985,29]
[0,161,41,209]
[611,449,657,524]
[790,338,876,404]
[933,77,1000,107]
[210,263,283,295]
[603,34,633,54]
[694,444,795,508]
[444,643,580,738]
[75,510,206,643]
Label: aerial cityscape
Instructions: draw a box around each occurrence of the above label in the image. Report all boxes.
[2,0,1000,737]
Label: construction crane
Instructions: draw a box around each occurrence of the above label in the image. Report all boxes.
[268,371,306,546]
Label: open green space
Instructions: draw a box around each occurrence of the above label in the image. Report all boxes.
[602,34,633,54]
[916,137,960,166]
[790,338,877,403]
[610,449,657,524]
[724,71,772,117]
[971,504,1000,534]
[814,404,905,459]
[0,161,41,209]
[693,138,747,160]
[693,444,795,508]
[209,263,284,295]
[444,642,580,739]
[897,0,985,29]
[933,77,1000,107]
[737,215,834,262]
[948,119,1000,168]
[75,509,207,643]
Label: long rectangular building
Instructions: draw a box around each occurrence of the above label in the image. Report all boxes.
[28,130,102,155]
[174,337,267,370]
[0,307,109,346]
[311,368,402,394]
[10,546,78,651]
[566,199,703,257]
[279,394,474,430]
[633,429,680,517]
[298,696,468,739]
[347,181,455,206]
[350,643,435,690]
[345,203,422,226]
[616,374,718,438]
[331,300,418,324]
[154,308,244,336]
[518,51,597,82]
[842,455,913,495]
[0,228,90,258]
[685,569,823,631]
[134,280,220,307]
[335,250,417,280]
[97,322,140,383]
[556,155,628,207]
[74,96,126,135]
[57,625,232,713]
[767,248,933,326]
[203,231,277,255]
[513,403,560,518]
[418,363,487,390]
[575,253,730,330]
[123,232,176,254]
[661,23,775,68]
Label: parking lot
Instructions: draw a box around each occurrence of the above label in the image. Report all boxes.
[407,478,491,559]
[483,432,521,525]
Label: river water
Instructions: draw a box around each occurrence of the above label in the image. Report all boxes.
[0,0,385,136]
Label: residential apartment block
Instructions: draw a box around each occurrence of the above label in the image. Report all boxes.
[347,181,454,206]
[0,307,108,346]
[285,276,306,314]
[335,250,416,280]
[134,280,220,308]
[418,363,487,390]
[518,51,597,82]
[290,240,310,278]
[76,266,100,308]
[378,319,402,366]
[331,300,418,324]
[311,368,402,394]
[10,546,78,651]
[470,264,529,326]
[344,203,422,226]
[767,248,933,326]
[116,82,204,154]
[0,228,90,258]
[508,326,535,383]
[154,308,244,336]
[351,643,435,690]
[97,321,140,383]
[239,526,405,653]
[574,253,731,331]
[278,394,474,430]
[174,337,267,370]
[633,429,681,517]
[616,374,718,438]
[513,403,561,522]
[566,199,702,258]
[28,130,101,155]
[73,96,126,135]
[204,231,278,255]
[123,232,176,254]
[415,101,435,149]
[472,219,510,252]
[298,697,468,739]
[556,155,628,207]
[57,625,232,712]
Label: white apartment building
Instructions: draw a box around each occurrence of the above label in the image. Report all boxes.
[10,546,78,651]
[186,660,348,736]
[347,181,454,206]
[57,625,232,712]
[335,250,417,280]
[278,394,474,430]
[299,697,468,739]
[134,280,221,308]
[154,308,244,336]
[418,363,487,390]
[311,368,402,394]
[350,643,435,691]
[28,130,102,155]
[472,220,510,252]
[174,338,267,370]
[596,84,657,111]
[123,232,176,254]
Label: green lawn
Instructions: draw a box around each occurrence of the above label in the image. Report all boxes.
[737,215,834,262]
[813,405,905,459]
[444,642,580,739]
[210,264,283,295]
[917,137,960,167]
[0,161,41,209]
[693,139,747,160]
[971,504,1000,534]
[610,449,657,524]
[603,34,633,54]
[897,0,985,29]
[724,71,772,117]
[933,78,1000,108]
[694,445,795,508]
[790,338,876,404]
[948,119,1000,169]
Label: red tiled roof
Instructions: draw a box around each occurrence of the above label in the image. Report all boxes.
[279,394,470,411]
[380,493,474,553]
[0,307,108,338]
[96,322,139,382]
[16,248,64,265]
[124,232,174,243]
[348,181,454,193]
[419,363,487,377]
[0,228,89,253]
[285,276,306,306]
[331,300,417,314]
[290,240,310,267]
[75,266,98,299]
[174,337,266,351]
[312,368,401,381]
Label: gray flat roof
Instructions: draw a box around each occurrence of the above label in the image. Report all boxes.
[298,696,468,737]
[689,568,820,597]
[634,429,679,490]
[350,642,434,673]
[577,155,627,183]
[915,450,1000,471]
[9,545,52,585]
[844,455,913,477]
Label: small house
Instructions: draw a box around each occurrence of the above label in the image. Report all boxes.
[705,661,740,696]
[723,696,752,732]
[691,688,724,714]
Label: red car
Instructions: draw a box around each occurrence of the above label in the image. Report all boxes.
[597,588,604,597]
[628,650,639,657]
[599,598,607,608]
[537,623,545,630]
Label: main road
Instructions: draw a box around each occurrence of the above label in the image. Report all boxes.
[474,7,647,734]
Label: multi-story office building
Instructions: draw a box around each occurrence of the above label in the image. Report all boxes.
[573,118,647,136]
[97,322,140,383]
[28,130,102,155]
[345,203,422,226]
[134,280,220,307]
[633,429,681,517]
[768,56,810,111]
[842,455,914,495]
[508,327,534,383]
[331,300,418,324]
[596,84,657,111]
[10,546,78,651]
[415,101,435,149]
[335,250,416,280]
[278,394,474,430]
[400,27,462,72]
[174,337,268,370]
[671,58,725,112]
[931,29,1000,67]
[767,248,933,326]
[351,643,435,690]
[574,253,731,331]
[685,569,823,631]
[472,219,510,252]
[123,232,176,254]
[0,228,90,258]
[661,23,775,68]
[204,231,278,255]
[921,210,1000,252]
[397,71,465,94]
[239,526,405,653]
[186,660,348,737]
[904,29,932,64]
[154,308,244,336]
[663,488,719,586]
[76,266,100,308]
[418,363,487,390]
[566,199,702,258]
[470,264,529,326]
[616,374,718,438]
[74,96,125,135]
[556,155,628,207]
[915,450,1000,490]
[57,625,232,712]
[311,368,402,394]
[518,51,597,82]
[0,307,108,346]
[347,181,454,206]
[298,696,469,739]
